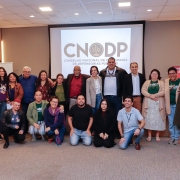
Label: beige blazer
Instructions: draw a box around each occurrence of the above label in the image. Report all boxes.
[141,80,166,121]
[164,78,180,114]
[86,76,102,107]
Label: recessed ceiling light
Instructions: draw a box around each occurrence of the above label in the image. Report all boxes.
[147,9,152,12]
[39,7,52,11]
[118,2,131,7]
[30,15,34,18]
[98,12,102,14]
[74,13,79,15]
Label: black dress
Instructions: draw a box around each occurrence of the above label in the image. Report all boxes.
[94,110,116,148]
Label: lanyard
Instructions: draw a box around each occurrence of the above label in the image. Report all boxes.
[125,113,132,123]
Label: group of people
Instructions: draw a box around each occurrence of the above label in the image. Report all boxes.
[0,57,180,151]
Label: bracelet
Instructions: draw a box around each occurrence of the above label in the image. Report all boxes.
[138,128,141,131]
[121,135,124,138]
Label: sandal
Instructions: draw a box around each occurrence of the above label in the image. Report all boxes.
[156,137,161,142]
[146,137,152,142]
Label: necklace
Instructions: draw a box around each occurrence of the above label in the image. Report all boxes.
[108,68,115,75]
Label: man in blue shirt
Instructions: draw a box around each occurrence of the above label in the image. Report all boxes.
[19,66,37,133]
[117,96,145,150]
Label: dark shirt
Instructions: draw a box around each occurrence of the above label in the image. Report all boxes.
[8,88,15,101]
[0,82,7,101]
[44,107,64,131]
[68,104,93,131]
[19,75,37,103]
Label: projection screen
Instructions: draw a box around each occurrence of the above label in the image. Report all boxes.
[49,22,144,78]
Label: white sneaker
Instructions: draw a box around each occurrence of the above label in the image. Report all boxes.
[168,139,174,144]
[32,136,36,142]
[174,140,179,145]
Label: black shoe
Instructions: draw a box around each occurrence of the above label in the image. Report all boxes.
[3,142,9,149]
[0,134,3,141]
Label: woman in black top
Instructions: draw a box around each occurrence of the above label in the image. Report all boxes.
[94,98,116,148]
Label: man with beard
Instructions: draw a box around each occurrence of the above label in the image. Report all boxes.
[68,94,93,146]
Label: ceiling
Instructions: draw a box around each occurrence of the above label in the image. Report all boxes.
[0,0,180,28]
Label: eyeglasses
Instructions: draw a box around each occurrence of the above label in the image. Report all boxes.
[168,73,176,75]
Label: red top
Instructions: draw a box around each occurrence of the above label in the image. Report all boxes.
[69,75,82,98]
[37,84,51,102]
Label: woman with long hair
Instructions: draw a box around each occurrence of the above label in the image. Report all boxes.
[36,70,53,102]
[142,69,166,142]
[0,67,8,140]
[93,98,116,148]
[6,72,24,103]
[44,96,65,146]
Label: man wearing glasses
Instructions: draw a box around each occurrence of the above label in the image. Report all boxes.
[165,67,180,145]
[19,66,37,133]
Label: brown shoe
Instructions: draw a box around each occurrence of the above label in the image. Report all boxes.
[135,143,141,150]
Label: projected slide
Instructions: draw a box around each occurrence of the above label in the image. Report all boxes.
[50,23,143,78]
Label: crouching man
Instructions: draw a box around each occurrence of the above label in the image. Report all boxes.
[117,96,145,150]
[68,94,93,146]
[2,99,25,149]
[27,91,49,141]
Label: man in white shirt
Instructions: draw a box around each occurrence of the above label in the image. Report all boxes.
[123,62,145,112]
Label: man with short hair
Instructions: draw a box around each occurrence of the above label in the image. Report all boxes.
[123,62,146,112]
[27,91,49,141]
[1,99,25,149]
[66,66,89,109]
[117,96,145,150]
[99,57,127,115]
[165,67,180,145]
[19,66,37,133]
[68,94,93,146]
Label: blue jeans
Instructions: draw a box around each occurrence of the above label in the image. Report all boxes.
[47,126,65,144]
[92,93,102,114]
[104,96,122,115]
[119,128,144,150]
[0,101,7,133]
[70,128,92,146]
[168,104,180,140]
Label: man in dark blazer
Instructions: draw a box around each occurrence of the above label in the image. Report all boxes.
[66,66,89,109]
[123,62,146,112]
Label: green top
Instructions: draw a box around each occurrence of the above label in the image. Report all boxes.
[169,78,180,105]
[55,85,65,102]
[148,81,159,94]
[36,103,43,122]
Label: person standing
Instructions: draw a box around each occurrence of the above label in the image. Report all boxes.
[66,66,89,109]
[99,57,127,115]
[19,66,37,133]
[165,67,180,145]
[51,73,68,116]
[86,66,102,114]
[27,91,48,141]
[1,99,25,149]
[36,70,53,102]
[0,67,8,140]
[123,62,145,112]
[68,94,93,146]
[6,72,24,103]
[142,69,166,142]
[117,96,145,150]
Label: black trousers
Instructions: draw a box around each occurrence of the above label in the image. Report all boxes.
[2,126,25,143]
[94,135,115,148]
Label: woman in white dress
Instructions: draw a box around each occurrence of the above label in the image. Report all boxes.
[141,69,166,142]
